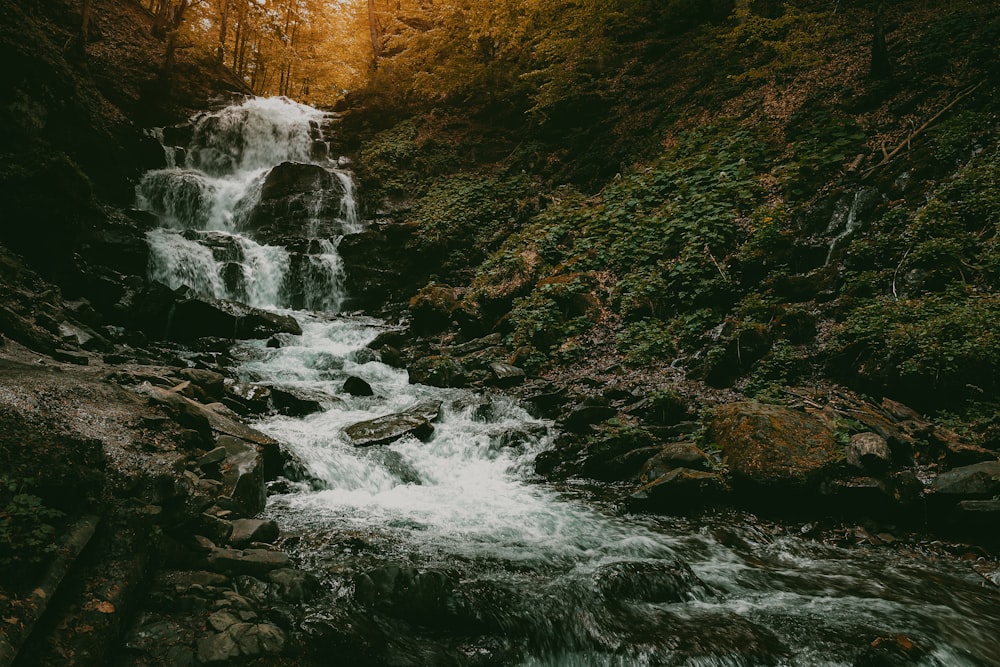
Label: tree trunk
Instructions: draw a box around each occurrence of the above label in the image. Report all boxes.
[217,0,230,64]
[869,1,893,80]
[367,0,382,67]
[81,0,93,41]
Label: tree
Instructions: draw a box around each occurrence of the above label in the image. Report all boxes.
[869,1,892,80]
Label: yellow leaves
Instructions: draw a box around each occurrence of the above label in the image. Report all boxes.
[83,599,116,614]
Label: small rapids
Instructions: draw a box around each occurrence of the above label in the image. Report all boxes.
[140,98,1000,666]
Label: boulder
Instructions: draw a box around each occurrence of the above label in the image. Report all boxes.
[931,461,1000,499]
[404,399,443,422]
[218,435,266,516]
[171,296,302,341]
[707,402,839,488]
[197,622,285,662]
[343,412,434,447]
[488,362,526,388]
[259,162,336,201]
[178,368,226,401]
[245,162,349,242]
[845,432,892,472]
[353,565,454,623]
[409,284,461,335]
[267,568,321,603]
[205,547,292,576]
[269,386,328,416]
[559,397,616,433]
[343,375,374,396]
[593,559,711,604]
[408,355,466,388]
[639,443,713,482]
[628,467,731,511]
[229,519,280,548]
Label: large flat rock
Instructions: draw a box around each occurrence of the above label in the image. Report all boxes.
[343,412,434,448]
[707,402,839,488]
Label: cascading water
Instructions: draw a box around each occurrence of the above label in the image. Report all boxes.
[137,96,354,310]
[141,99,1000,666]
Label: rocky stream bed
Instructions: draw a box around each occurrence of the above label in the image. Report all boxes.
[0,96,999,667]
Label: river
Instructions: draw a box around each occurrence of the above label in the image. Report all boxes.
[137,97,1000,666]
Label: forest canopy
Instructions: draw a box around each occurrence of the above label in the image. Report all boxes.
[139,0,733,108]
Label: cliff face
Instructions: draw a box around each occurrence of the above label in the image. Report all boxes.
[0,0,247,289]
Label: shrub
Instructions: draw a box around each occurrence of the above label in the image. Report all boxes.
[0,476,64,573]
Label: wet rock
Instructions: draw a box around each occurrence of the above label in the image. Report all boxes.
[576,427,659,481]
[594,559,711,603]
[225,383,271,415]
[142,384,214,442]
[408,354,467,388]
[354,565,454,624]
[409,284,461,335]
[488,423,550,451]
[855,634,927,666]
[488,362,526,388]
[368,448,423,484]
[821,477,895,515]
[640,443,713,482]
[259,162,336,201]
[559,397,616,433]
[198,446,229,470]
[522,385,568,419]
[53,348,89,365]
[368,329,408,350]
[246,162,348,241]
[205,546,292,576]
[166,295,302,341]
[218,435,266,516]
[267,568,321,603]
[343,375,374,396]
[444,333,503,357]
[626,390,690,426]
[952,500,1000,537]
[178,367,226,401]
[931,461,1000,499]
[230,621,286,656]
[198,513,234,545]
[404,399,443,422]
[343,412,434,447]
[58,320,108,351]
[845,432,891,472]
[269,385,327,416]
[629,467,731,510]
[229,519,280,548]
[708,402,838,488]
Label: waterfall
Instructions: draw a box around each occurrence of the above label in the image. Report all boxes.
[132,98,1000,666]
[824,187,880,265]
[137,96,357,312]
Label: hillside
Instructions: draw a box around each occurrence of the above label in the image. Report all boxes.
[1,0,1000,664]
[345,0,1000,448]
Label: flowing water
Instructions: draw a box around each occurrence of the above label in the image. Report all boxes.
[140,98,1000,666]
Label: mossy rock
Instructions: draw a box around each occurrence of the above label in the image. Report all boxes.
[707,402,839,488]
[408,284,462,335]
[407,355,466,388]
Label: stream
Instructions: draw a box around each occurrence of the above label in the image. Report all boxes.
[137,97,1000,666]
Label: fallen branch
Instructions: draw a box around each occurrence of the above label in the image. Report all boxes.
[862,80,985,179]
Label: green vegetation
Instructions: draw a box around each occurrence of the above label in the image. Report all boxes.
[0,476,64,574]
[356,0,1000,419]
